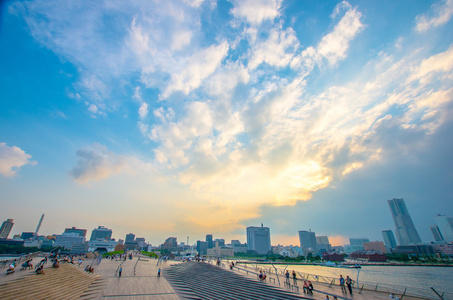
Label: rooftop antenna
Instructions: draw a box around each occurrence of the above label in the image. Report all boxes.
[35,213,45,236]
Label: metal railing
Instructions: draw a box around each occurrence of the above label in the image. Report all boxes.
[239,262,453,300]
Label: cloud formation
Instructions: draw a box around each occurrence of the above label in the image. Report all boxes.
[0,143,36,177]
[70,143,149,183]
[415,0,453,32]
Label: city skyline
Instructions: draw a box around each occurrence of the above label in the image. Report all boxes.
[1,0,453,246]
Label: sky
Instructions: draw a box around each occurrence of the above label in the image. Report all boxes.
[1,0,453,247]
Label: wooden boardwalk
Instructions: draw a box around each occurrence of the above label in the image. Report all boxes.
[92,256,179,300]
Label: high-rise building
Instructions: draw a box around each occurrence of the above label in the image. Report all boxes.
[387,198,422,245]
[206,234,213,249]
[316,236,329,245]
[382,230,397,251]
[246,224,271,255]
[0,219,14,239]
[64,227,87,238]
[125,233,135,243]
[298,230,317,251]
[214,238,225,247]
[21,232,35,240]
[197,241,208,255]
[89,226,113,241]
[430,225,444,242]
[434,214,453,242]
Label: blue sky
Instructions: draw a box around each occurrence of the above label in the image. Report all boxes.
[1,0,452,246]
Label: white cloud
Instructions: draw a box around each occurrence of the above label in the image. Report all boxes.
[248,26,300,69]
[138,102,149,120]
[231,0,281,25]
[317,4,364,65]
[0,143,36,177]
[416,0,453,32]
[162,42,229,98]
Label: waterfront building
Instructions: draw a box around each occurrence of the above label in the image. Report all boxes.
[382,230,397,251]
[247,224,271,255]
[88,240,118,252]
[350,250,387,262]
[231,240,241,246]
[322,252,344,262]
[363,241,386,253]
[207,245,234,257]
[64,227,87,237]
[434,214,453,242]
[233,243,248,254]
[125,233,135,243]
[298,230,317,252]
[90,226,113,241]
[0,219,14,239]
[387,198,422,245]
[21,232,35,240]
[206,234,213,249]
[55,232,85,250]
[430,225,444,242]
[71,242,88,253]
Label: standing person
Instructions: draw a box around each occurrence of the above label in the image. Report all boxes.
[157,268,161,277]
[118,267,122,277]
[292,270,297,285]
[339,275,347,293]
[346,276,353,295]
[285,270,290,284]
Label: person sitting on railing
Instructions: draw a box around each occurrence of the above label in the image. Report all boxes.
[303,280,309,293]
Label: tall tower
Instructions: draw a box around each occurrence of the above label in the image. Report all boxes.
[0,219,14,239]
[430,225,444,242]
[434,214,453,242]
[206,234,213,249]
[246,224,271,255]
[382,230,397,251]
[387,198,421,245]
[35,214,45,235]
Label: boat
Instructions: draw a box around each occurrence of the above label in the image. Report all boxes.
[321,261,361,269]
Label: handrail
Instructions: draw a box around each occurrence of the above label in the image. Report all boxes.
[240,262,453,300]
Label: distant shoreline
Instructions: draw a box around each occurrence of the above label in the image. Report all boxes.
[236,260,453,267]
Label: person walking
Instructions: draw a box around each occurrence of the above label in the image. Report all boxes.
[157,268,161,277]
[346,276,353,294]
[339,275,347,293]
[118,267,122,277]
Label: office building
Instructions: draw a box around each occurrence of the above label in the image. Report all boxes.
[247,224,271,255]
[388,198,422,245]
[316,236,329,245]
[89,226,113,241]
[430,225,444,242]
[214,238,225,247]
[55,233,85,250]
[0,219,14,239]
[206,234,213,249]
[163,237,177,249]
[434,214,453,242]
[382,230,397,251]
[64,227,87,238]
[125,233,135,243]
[197,241,208,255]
[298,230,317,251]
